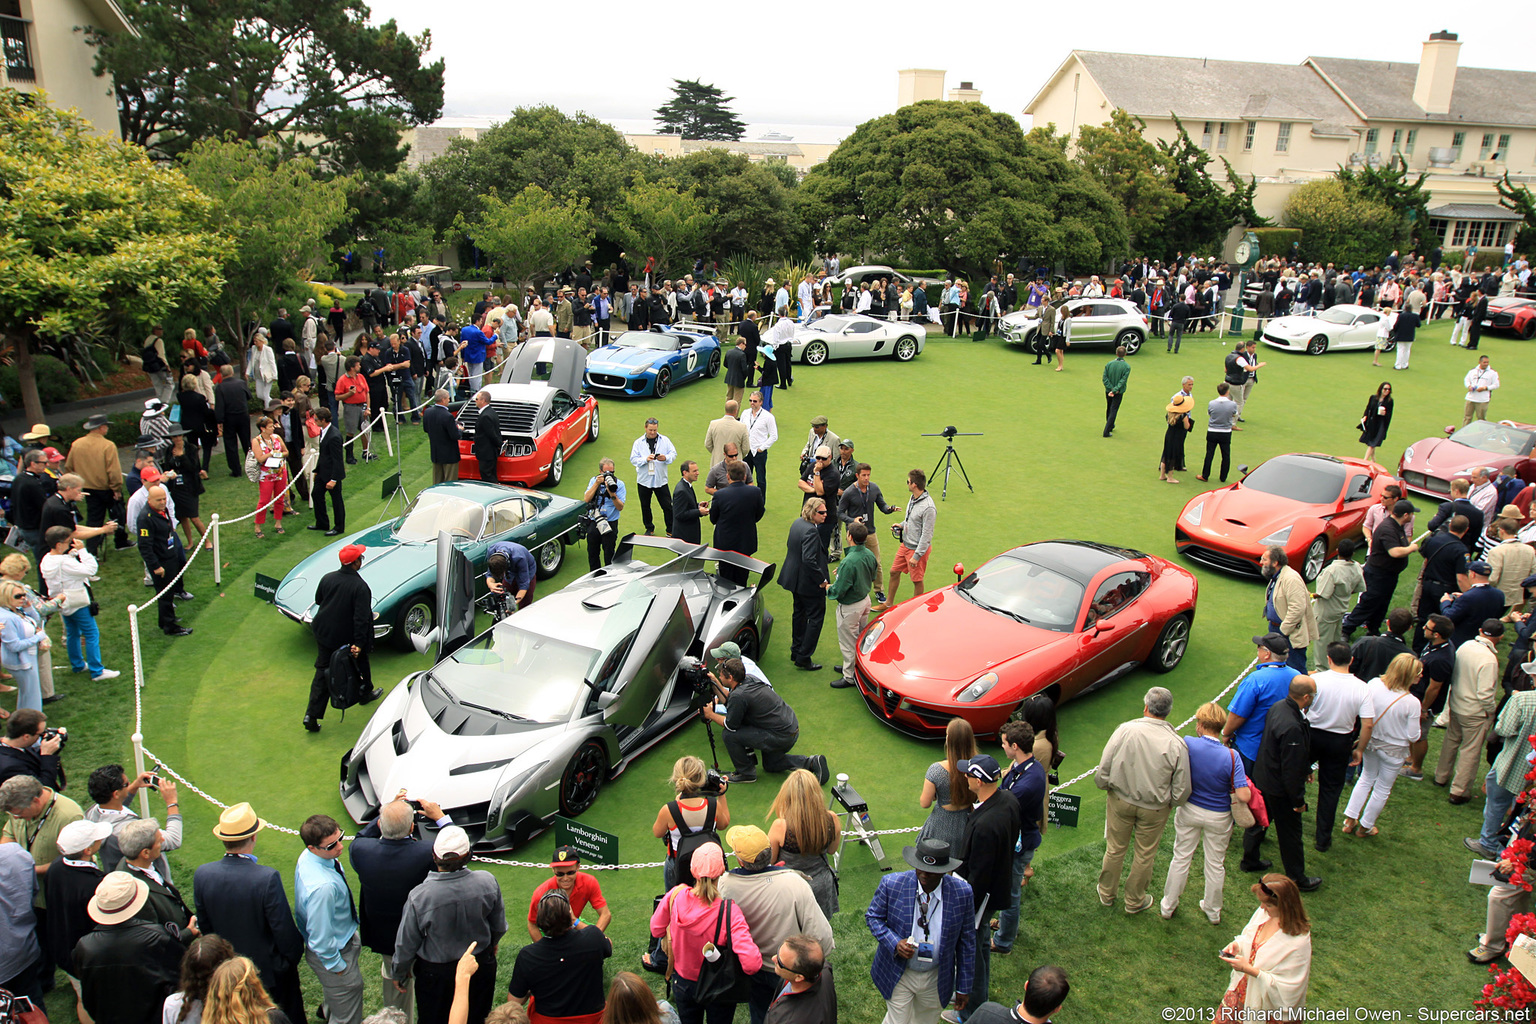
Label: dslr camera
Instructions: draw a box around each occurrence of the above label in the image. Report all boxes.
[698,767,727,794]
[42,727,67,747]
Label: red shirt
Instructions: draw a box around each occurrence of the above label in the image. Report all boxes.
[527,872,606,926]
[336,372,369,405]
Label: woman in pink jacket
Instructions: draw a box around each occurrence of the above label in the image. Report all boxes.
[649,842,761,1024]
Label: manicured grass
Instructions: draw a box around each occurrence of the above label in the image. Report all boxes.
[42,319,1529,1022]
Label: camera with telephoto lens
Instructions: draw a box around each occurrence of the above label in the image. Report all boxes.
[600,471,618,492]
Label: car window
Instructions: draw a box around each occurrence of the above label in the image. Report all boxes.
[1068,302,1093,317]
[1084,572,1150,628]
[955,554,1085,632]
[396,493,485,541]
[1449,420,1536,456]
[846,322,878,334]
[1355,313,1380,326]
[590,631,638,695]
[1241,457,1346,505]
[1092,303,1125,318]
[1344,474,1374,503]
[613,331,678,352]
[548,391,575,424]
[489,499,527,535]
[1317,308,1354,325]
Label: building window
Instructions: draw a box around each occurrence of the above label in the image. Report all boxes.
[0,12,34,84]
[1364,128,1378,155]
[1498,133,1512,158]
[1391,129,1402,154]
[1429,218,1448,243]
[1452,131,1466,160]
[1202,122,1213,148]
[1482,221,1501,247]
[1216,122,1228,150]
[1275,122,1292,153]
[1406,129,1418,154]
[1451,221,1468,247]
[1244,121,1255,151]
[1481,132,1495,159]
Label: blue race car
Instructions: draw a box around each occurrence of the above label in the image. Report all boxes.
[583,326,722,398]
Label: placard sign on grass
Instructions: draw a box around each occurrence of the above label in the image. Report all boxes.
[553,816,620,866]
[254,573,282,604]
[1047,792,1081,828]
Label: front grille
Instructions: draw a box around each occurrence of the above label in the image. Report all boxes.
[1179,544,1260,576]
[1490,313,1515,328]
[1401,471,1450,495]
[587,372,628,389]
[1262,333,1293,347]
[457,401,538,437]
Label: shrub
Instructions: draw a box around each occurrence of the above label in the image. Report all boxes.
[1250,227,1302,259]
[308,282,348,308]
[0,355,81,410]
[1282,179,1406,268]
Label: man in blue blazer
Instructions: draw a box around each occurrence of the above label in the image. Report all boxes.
[866,838,975,1024]
[192,802,304,1024]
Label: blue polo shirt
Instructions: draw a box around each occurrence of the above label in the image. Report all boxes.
[1186,734,1249,813]
[999,757,1047,852]
[1227,662,1300,762]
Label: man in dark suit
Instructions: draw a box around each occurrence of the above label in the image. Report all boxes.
[865,839,975,1024]
[955,754,1021,1015]
[192,803,305,1024]
[213,363,252,478]
[781,498,830,671]
[304,544,380,732]
[723,336,752,407]
[1443,561,1507,648]
[1252,677,1319,891]
[1427,478,1483,553]
[350,794,451,1016]
[422,388,462,486]
[309,408,346,536]
[115,819,194,937]
[671,459,706,544]
[471,389,500,482]
[709,461,764,586]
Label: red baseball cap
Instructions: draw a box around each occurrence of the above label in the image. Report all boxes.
[338,544,366,564]
[42,447,64,463]
[140,467,162,484]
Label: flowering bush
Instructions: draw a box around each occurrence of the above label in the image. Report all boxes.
[1475,736,1536,1012]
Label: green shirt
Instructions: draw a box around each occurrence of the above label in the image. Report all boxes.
[826,543,877,605]
[3,790,83,907]
[1102,357,1130,395]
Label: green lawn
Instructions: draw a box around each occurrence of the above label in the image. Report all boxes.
[42,317,1528,1022]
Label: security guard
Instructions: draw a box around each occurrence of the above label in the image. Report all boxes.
[136,483,192,636]
[305,543,381,733]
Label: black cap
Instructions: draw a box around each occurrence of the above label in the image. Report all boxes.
[1392,499,1418,516]
[1481,619,1506,639]
[1252,632,1291,655]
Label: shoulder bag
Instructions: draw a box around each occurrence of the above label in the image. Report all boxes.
[1229,750,1256,828]
[692,898,753,1005]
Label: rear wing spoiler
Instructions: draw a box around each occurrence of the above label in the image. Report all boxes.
[614,533,777,593]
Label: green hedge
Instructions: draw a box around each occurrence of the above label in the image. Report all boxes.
[1435,248,1504,272]
[0,356,80,410]
[1250,227,1302,258]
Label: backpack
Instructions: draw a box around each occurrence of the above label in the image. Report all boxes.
[141,343,166,374]
[327,644,365,713]
[667,798,720,888]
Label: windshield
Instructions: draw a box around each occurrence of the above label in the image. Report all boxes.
[957,554,1084,632]
[810,316,850,333]
[396,494,484,542]
[1450,420,1535,457]
[1241,457,1345,505]
[427,625,598,723]
[1316,308,1355,325]
[610,331,679,352]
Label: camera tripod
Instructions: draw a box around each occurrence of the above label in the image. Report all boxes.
[922,429,981,500]
[829,772,888,872]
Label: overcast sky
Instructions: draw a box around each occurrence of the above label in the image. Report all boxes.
[363,6,1532,141]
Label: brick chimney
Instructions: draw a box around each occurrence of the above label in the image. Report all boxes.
[1413,30,1460,115]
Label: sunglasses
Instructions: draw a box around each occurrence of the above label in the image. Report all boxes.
[318,836,344,852]
[553,869,578,877]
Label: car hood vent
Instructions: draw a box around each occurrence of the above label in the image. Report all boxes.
[458,401,538,438]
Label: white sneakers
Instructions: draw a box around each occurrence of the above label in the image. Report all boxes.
[92,669,121,682]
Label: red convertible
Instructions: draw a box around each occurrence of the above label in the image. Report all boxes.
[1175,453,1395,581]
[853,540,1197,738]
[1398,420,1536,498]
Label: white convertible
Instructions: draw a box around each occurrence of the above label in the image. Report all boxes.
[789,313,926,365]
[1259,304,1393,355]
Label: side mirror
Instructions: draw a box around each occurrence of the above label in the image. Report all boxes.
[953,563,967,581]
[1445,425,1456,436]
[595,690,620,711]
[410,627,441,655]
[1237,465,1251,479]
[1094,619,1117,634]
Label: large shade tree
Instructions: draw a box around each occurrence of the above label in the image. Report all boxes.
[645,149,805,260]
[89,0,444,174]
[1072,110,1187,253]
[800,101,1127,279]
[654,80,747,141]
[1283,178,1405,267]
[462,186,595,294]
[0,91,223,422]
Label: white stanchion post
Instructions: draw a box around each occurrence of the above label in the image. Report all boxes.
[128,604,150,816]
[378,409,394,458]
[211,514,221,585]
[132,730,149,816]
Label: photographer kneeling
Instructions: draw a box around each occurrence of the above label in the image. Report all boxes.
[703,658,828,786]
[583,459,626,571]
[484,541,536,617]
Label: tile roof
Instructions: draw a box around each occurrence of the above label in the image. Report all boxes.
[1307,57,1536,127]
[1070,51,1363,128]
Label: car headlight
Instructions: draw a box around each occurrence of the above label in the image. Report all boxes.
[1402,445,1415,463]
[486,760,549,827]
[860,621,885,654]
[955,672,998,703]
[641,367,657,375]
[1186,500,1204,526]
[1260,526,1293,545]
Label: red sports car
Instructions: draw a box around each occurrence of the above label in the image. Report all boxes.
[1482,296,1536,339]
[853,540,1197,739]
[1175,453,1394,581]
[456,381,599,487]
[1398,420,1536,498]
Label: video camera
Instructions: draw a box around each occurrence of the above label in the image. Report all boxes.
[678,656,718,712]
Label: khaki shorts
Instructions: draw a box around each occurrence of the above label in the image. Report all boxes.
[892,545,929,582]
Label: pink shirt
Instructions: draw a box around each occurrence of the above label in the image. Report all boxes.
[650,885,763,982]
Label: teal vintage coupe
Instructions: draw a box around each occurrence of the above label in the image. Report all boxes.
[274,481,588,650]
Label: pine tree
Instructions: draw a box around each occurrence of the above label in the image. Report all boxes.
[654,80,747,141]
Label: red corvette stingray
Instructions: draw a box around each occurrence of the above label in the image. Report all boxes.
[853,540,1198,739]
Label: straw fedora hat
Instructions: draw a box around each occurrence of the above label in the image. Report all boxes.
[212,801,267,841]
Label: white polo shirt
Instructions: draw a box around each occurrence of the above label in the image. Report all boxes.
[1305,669,1372,735]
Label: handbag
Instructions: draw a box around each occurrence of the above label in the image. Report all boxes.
[1246,785,1270,829]
[244,448,261,483]
[0,989,48,1024]
[692,898,752,1005]
[1229,751,1256,829]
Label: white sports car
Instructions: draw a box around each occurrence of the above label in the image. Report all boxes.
[1259,304,1393,355]
[789,313,925,365]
